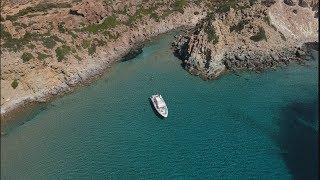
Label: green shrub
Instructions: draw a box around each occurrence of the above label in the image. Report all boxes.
[82,40,91,49]
[83,15,118,33]
[6,3,71,21]
[74,54,82,61]
[216,0,236,13]
[42,36,56,49]
[68,31,78,38]
[51,35,64,43]
[126,5,160,26]
[55,45,71,61]
[160,9,173,19]
[58,22,66,33]
[172,0,187,13]
[150,12,160,22]
[2,32,40,52]
[103,31,119,40]
[250,27,267,42]
[37,52,51,60]
[204,23,219,44]
[27,44,36,49]
[21,52,34,62]
[11,79,19,89]
[0,24,12,40]
[249,0,258,6]
[88,44,96,55]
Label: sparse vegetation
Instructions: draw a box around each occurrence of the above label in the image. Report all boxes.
[172,0,187,13]
[21,52,34,62]
[37,52,51,60]
[250,27,267,42]
[11,79,19,89]
[95,38,108,46]
[83,15,118,33]
[50,35,64,43]
[42,36,56,49]
[27,44,36,49]
[249,0,258,6]
[160,9,173,19]
[55,45,71,61]
[204,22,219,44]
[6,3,71,21]
[82,40,91,49]
[216,0,236,13]
[68,31,78,38]
[0,24,12,40]
[103,31,119,40]
[58,22,66,33]
[74,54,82,61]
[88,44,96,55]
[149,12,160,22]
[230,20,249,33]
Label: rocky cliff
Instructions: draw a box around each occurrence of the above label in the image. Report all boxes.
[172,0,318,80]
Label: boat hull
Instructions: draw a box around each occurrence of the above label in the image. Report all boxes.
[150,95,168,118]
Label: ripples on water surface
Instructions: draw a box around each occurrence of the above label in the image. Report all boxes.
[1,32,318,179]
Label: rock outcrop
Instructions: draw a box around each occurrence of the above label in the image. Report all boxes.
[172,0,318,80]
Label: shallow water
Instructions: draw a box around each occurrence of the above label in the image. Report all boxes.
[1,32,318,179]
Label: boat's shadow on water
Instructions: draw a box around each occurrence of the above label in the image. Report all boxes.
[148,99,165,120]
[276,101,319,179]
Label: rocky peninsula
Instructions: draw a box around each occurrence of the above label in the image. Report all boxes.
[0,0,318,125]
[172,0,318,79]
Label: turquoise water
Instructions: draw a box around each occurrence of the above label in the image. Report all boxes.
[1,32,318,179]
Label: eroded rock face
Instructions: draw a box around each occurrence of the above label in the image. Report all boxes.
[70,0,111,23]
[298,0,309,7]
[172,20,226,80]
[284,0,296,6]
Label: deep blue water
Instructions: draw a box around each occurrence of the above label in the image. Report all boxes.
[1,32,318,179]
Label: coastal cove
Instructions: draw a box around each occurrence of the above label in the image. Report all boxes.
[1,32,319,179]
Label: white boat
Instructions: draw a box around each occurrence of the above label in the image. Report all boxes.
[150,94,168,118]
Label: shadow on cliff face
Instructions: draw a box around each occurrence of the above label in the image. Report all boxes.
[276,101,319,179]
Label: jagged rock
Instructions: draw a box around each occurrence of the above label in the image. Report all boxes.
[284,0,296,6]
[262,0,277,7]
[235,54,246,61]
[271,53,280,61]
[298,0,309,7]
[295,49,306,57]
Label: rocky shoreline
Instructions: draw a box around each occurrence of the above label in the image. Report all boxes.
[173,34,318,80]
[171,0,318,80]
